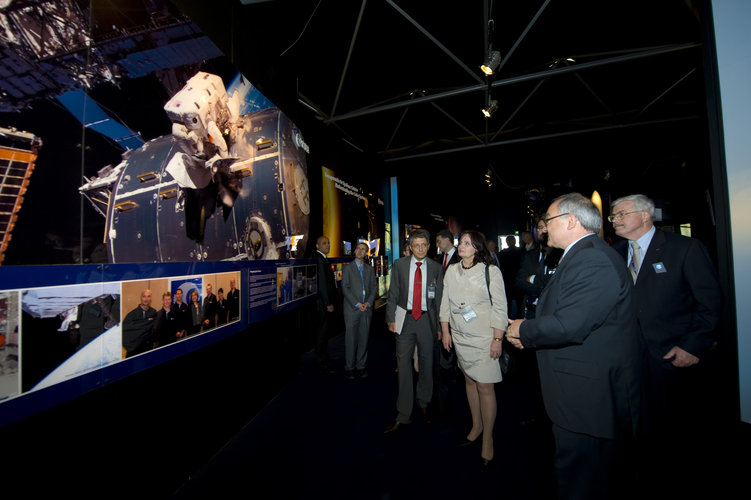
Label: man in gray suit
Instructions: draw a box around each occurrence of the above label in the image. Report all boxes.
[384,229,443,433]
[341,241,377,379]
[507,193,645,500]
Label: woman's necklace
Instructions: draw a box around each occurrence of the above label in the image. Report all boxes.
[460,260,476,270]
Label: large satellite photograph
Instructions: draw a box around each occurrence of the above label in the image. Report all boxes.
[0,0,310,265]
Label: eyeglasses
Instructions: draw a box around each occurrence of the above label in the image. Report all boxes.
[607,210,642,222]
[542,213,569,225]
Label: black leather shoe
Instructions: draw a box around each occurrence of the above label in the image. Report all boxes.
[420,407,432,424]
[384,421,410,434]
[344,370,355,379]
[480,457,493,471]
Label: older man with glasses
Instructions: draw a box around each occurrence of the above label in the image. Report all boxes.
[506,193,645,500]
[609,193,722,498]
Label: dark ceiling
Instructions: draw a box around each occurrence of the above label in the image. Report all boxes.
[0,0,717,246]
[173,0,715,232]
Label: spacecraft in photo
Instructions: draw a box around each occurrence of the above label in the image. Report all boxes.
[80,72,310,263]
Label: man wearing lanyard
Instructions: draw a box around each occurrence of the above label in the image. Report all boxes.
[341,242,377,379]
[385,229,443,432]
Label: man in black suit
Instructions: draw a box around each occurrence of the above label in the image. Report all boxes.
[499,235,523,318]
[610,194,722,495]
[434,229,459,414]
[435,229,459,271]
[486,237,501,267]
[122,289,158,358]
[507,193,644,500]
[215,287,228,326]
[226,278,240,321]
[154,291,181,347]
[172,288,189,339]
[203,283,218,329]
[315,236,337,373]
[384,229,443,432]
[515,218,562,320]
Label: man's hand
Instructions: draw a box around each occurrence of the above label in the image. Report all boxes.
[326,304,334,312]
[388,322,397,333]
[664,346,699,368]
[506,318,525,349]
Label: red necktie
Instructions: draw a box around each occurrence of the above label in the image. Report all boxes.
[412,262,422,320]
[442,253,447,270]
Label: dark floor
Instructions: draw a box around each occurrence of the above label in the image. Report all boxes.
[173,320,557,500]
[3,306,749,499]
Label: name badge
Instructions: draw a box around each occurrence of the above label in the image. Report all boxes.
[452,304,477,323]
[427,282,436,299]
[653,262,667,274]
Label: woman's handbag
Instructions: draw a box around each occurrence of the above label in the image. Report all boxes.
[485,265,515,376]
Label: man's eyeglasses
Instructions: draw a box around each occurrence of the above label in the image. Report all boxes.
[542,213,569,225]
[607,210,642,222]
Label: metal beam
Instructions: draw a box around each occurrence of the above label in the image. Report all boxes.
[330,0,368,118]
[490,79,546,142]
[496,0,551,74]
[633,67,697,120]
[324,42,700,124]
[430,102,484,145]
[383,115,700,162]
[386,0,484,85]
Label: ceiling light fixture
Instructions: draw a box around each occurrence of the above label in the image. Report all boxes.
[480,50,502,76]
[482,99,498,118]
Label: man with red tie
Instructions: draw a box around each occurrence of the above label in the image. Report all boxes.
[436,229,459,271]
[385,229,444,432]
[435,229,460,414]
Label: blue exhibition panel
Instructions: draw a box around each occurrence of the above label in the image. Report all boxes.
[0,259,318,427]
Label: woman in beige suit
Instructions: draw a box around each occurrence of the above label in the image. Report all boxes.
[440,230,507,468]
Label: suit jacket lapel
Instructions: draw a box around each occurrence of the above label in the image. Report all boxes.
[635,229,665,286]
[538,235,594,310]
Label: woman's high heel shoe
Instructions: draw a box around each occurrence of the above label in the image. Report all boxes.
[458,431,482,447]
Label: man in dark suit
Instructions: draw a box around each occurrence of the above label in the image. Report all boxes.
[610,194,722,495]
[499,235,523,318]
[215,287,228,326]
[154,291,181,347]
[315,236,337,373]
[341,242,377,379]
[434,229,459,414]
[226,278,240,321]
[515,218,562,320]
[172,288,189,338]
[486,237,501,267]
[122,289,158,358]
[435,229,459,271]
[384,229,443,432]
[507,193,644,500]
[203,283,218,329]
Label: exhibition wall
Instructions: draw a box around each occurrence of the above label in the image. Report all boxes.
[712,0,751,424]
[0,1,351,427]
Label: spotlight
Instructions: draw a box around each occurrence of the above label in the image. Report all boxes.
[481,100,498,118]
[480,51,502,76]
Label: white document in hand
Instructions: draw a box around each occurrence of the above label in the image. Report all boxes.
[395,306,407,335]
